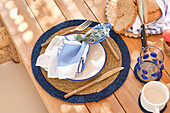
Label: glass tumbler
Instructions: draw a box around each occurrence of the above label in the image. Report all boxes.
[136,46,164,81]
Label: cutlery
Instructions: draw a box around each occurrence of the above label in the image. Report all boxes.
[138,0,147,50]
[41,20,92,47]
[64,67,124,99]
[41,20,119,60]
[105,38,120,60]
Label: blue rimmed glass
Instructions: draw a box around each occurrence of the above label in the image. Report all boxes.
[136,46,164,81]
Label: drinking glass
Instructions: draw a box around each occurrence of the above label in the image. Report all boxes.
[136,46,164,81]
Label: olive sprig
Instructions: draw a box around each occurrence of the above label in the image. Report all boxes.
[76,24,110,43]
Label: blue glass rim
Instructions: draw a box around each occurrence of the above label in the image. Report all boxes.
[139,46,164,67]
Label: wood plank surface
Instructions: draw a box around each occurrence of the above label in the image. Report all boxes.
[120,35,170,113]
[147,34,170,75]
[82,1,148,112]
[25,0,126,112]
[84,0,108,22]
[83,1,170,112]
[54,0,96,21]
[85,95,125,113]
[53,0,147,112]
[53,0,146,112]
[0,0,170,113]
[0,0,89,113]
[25,0,66,31]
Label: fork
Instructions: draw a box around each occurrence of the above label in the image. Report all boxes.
[41,20,92,47]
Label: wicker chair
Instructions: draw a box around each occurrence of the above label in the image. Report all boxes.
[0,26,20,64]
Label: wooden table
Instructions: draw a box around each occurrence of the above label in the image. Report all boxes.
[0,0,170,113]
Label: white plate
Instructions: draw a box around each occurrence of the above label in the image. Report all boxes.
[67,42,106,81]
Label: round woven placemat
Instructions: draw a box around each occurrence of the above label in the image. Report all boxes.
[41,34,121,94]
[31,20,131,103]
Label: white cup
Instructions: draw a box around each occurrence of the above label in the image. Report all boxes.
[140,81,169,113]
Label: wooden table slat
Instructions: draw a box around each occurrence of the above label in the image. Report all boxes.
[84,0,108,23]
[85,95,125,113]
[25,0,66,31]
[0,0,169,113]
[24,0,128,112]
[54,0,97,21]
[0,0,89,113]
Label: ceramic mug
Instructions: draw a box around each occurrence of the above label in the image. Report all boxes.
[140,81,169,113]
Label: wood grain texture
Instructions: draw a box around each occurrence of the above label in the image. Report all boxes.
[83,1,147,112]
[25,0,126,112]
[0,0,170,113]
[84,0,108,22]
[25,0,66,31]
[54,0,96,21]
[120,35,170,112]
[0,0,89,113]
[84,1,170,112]
[51,0,142,112]
[147,34,170,75]
[85,95,125,113]
[113,69,143,113]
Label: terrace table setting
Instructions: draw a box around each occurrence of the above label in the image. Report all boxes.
[0,0,170,113]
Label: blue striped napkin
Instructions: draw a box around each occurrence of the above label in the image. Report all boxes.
[126,0,170,34]
[36,36,90,79]
[36,23,111,79]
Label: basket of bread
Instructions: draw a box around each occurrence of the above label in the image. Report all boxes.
[105,0,169,38]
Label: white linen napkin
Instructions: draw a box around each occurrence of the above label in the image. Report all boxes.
[126,0,170,34]
[36,23,111,79]
[36,36,90,79]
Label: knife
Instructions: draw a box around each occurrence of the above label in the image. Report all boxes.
[138,0,147,49]
[64,67,124,99]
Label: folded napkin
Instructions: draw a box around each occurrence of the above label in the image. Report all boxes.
[126,0,170,34]
[36,23,111,79]
[36,36,90,79]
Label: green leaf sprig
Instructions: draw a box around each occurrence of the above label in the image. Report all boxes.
[76,34,82,42]
[76,24,110,43]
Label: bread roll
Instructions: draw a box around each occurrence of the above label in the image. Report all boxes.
[106,0,162,34]
[113,0,137,33]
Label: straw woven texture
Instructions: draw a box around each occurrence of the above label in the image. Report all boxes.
[0,27,12,64]
[40,26,122,94]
